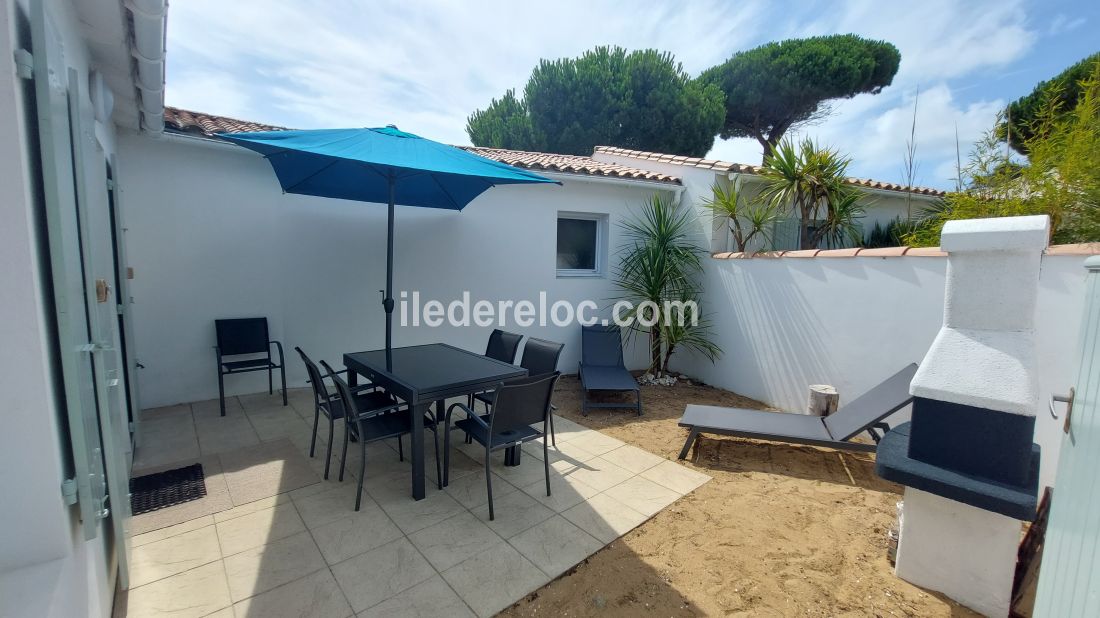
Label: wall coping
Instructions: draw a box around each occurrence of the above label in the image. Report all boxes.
[710,243,1100,260]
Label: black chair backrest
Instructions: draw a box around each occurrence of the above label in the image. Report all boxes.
[520,337,564,377]
[320,360,360,420]
[822,363,919,441]
[488,372,561,436]
[485,329,523,364]
[216,318,270,356]
[295,347,333,407]
[581,324,624,367]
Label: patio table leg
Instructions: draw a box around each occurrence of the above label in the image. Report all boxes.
[411,401,427,500]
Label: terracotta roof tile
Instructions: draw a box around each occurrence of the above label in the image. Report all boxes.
[163,107,681,186]
[594,145,946,197]
[164,107,286,135]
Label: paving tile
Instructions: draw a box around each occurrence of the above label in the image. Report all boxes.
[141,404,192,421]
[293,484,365,530]
[541,439,599,465]
[443,470,517,509]
[239,391,290,411]
[331,537,436,613]
[600,444,667,474]
[129,525,222,587]
[377,488,466,535]
[197,415,261,455]
[215,502,305,556]
[357,575,473,618]
[565,430,626,456]
[602,476,681,517]
[213,494,293,523]
[470,489,555,539]
[544,416,588,443]
[223,531,325,602]
[408,511,504,571]
[508,515,603,578]
[490,458,551,488]
[441,543,548,618]
[310,500,403,565]
[192,396,244,420]
[131,515,213,548]
[123,561,231,618]
[561,492,649,543]
[218,440,320,505]
[232,568,352,618]
[551,456,634,492]
[520,474,599,513]
[248,409,312,443]
[640,459,711,494]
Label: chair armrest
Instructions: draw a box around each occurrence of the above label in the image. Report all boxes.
[269,340,285,365]
[445,402,488,430]
[349,401,405,422]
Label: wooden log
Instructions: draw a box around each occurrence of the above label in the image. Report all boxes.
[807,384,839,416]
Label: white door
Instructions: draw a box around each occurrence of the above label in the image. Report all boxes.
[1034,256,1100,616]
[31,1,133,590]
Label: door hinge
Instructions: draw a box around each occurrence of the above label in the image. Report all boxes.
[13,49,33,80]
[106,178,115,190]
[117,303,125,316]
[61,477,78,505]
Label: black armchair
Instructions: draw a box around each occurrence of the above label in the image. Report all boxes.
[215,318,286,416]
[445,372,561,520]
[474,337,564,445]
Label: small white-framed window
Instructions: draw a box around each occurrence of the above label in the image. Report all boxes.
[556,212,608,277]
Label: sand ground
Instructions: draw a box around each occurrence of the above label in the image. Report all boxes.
[499,376,980,617]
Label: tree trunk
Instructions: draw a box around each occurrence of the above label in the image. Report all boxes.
[649,328,662,375]
[806,385,839,416]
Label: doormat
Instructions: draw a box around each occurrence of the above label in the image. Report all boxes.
[129,463,206,515]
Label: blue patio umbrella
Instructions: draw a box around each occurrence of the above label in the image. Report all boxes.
[218,126,558,368]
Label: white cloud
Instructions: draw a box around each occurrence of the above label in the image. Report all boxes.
[165,0,1046,188]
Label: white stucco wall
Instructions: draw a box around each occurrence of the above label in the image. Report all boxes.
[0,0,117,616]
[117,132,673,408]
[673,251,1091,489]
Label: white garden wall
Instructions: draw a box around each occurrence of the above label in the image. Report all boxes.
[117,132,673,408]
[674,249,1095,489]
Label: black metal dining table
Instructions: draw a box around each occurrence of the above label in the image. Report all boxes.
[344,343,528,500]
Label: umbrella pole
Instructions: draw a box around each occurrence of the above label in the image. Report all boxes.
[384,175,395,371]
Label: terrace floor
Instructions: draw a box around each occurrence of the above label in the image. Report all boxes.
[115,385,710,618]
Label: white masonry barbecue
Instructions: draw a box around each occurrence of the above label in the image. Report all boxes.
[876,215,1049,617]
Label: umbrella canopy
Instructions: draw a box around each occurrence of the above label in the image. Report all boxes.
[218,126,556,209]
[218,126,558,368]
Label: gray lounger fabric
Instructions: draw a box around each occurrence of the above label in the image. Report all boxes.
[677,364,918,458]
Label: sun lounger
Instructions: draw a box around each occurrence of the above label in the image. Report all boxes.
[677,364,918,459]
[579,324,641,416]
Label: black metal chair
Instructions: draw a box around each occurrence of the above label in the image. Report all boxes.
[296,347,394,479]
[474,337,564,445]
[322,361,443,510]
[444,372,561,520]
[215,318,286,416]
[467,328,524,410]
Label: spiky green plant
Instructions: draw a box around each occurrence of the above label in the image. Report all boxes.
[757,138,865,249]
[702,179,780,253]
[614,194,720,374]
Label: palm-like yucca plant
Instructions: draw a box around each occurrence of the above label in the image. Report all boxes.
[614,194,719,374]
[702,179,780,253]
[758,137,864,250]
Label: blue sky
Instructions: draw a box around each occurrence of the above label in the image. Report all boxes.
[165,0,1098,190]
